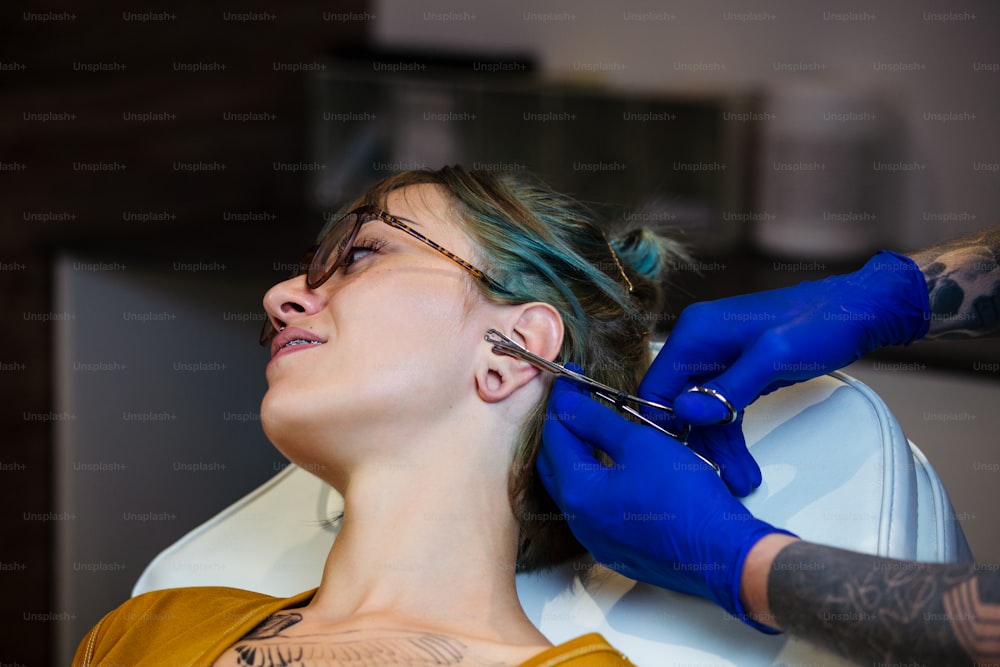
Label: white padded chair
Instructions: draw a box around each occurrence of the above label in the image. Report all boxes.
[133,370,970,666]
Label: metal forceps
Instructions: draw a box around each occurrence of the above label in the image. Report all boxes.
[485,329,720,474]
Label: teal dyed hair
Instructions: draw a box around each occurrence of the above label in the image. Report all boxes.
[349,166,686,571]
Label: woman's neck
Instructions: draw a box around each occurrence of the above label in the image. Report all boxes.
[304,428,546,646]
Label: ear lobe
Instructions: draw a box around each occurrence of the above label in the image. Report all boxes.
[476,303,564,404]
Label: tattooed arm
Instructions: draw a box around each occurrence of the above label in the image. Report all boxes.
[908,226,1000,340]
[740,534,1000,666]
[728,233,1000,664]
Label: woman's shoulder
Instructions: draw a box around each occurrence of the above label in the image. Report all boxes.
[73,586,316,666]
[105,585,312,626]
[132,585,306,609]
[520,632,635,666]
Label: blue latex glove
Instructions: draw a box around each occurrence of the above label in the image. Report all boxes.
[640,250,931,496]
[539,376,794,631]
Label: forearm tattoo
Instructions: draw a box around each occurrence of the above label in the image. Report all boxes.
[228,612,500,667]
[908,227,1000,339]
[768,541,1000,665]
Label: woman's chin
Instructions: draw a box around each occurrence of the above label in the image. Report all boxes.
[259,394,305,455]
[260,383,312,432]
[260,400,349,487]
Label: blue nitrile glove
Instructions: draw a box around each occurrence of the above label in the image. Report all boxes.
[639,250,931,496]
[539,376,794,631]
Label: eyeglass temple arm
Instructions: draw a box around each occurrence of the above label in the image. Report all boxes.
[484,329,719,474]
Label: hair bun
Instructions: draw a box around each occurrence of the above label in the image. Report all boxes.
[610,227,688,283]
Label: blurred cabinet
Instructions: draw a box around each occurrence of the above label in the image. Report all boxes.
[309,58,756,255]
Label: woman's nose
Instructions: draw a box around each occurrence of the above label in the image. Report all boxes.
[262,275,327,332]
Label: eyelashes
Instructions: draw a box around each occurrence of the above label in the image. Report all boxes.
[341,235,389,269]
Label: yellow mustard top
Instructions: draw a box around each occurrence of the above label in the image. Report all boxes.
[74,586,635,666]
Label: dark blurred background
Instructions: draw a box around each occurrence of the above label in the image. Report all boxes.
[2,0,999,663]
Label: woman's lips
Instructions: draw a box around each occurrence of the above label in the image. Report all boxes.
[269,326,327,360]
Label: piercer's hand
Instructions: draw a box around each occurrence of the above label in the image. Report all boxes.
[539,377,793,630]
[640,250,931,496]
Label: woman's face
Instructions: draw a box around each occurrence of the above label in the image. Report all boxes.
[260,184,501,479]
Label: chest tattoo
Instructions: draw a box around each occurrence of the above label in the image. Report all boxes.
[229,613,498,667]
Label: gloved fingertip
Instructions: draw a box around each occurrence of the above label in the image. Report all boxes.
[674,391,733,425]
[716,448,763,498]
[748,460,763,491]
[724,471,752,499]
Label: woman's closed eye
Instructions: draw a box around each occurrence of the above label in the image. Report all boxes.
[342,236,388,269]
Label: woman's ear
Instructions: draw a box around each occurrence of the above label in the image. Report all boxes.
[476,303,564,403]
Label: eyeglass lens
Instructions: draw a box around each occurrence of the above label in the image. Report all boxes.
[259,210,364,345]
[308,209,369,288]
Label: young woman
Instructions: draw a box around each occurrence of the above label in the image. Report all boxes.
[74,166,686,666]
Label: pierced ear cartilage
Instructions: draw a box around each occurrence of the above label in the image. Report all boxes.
[484,329,720,474]
[686,386,738,425]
